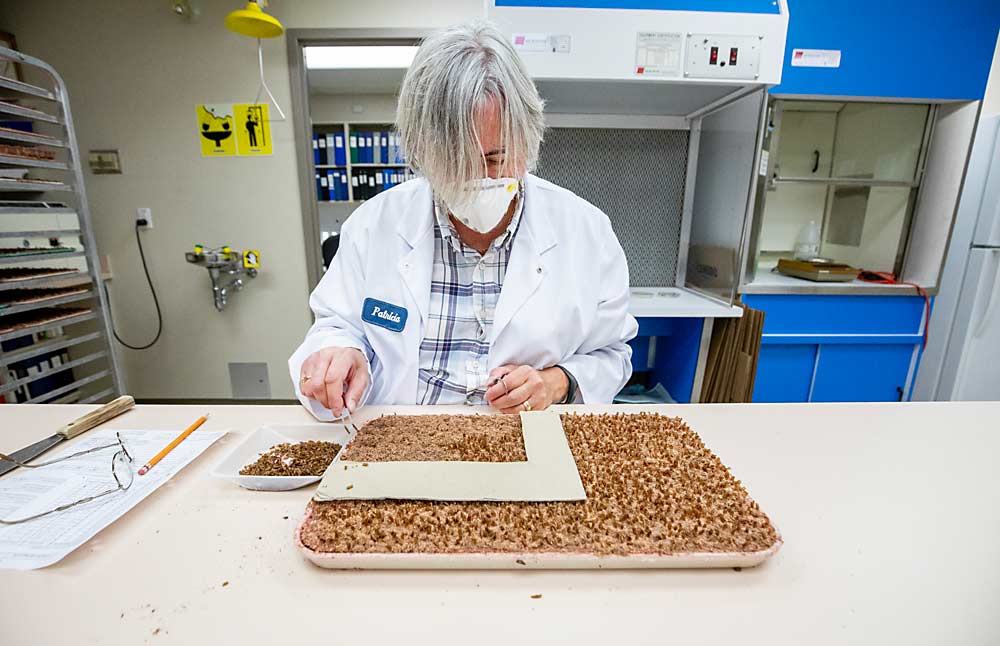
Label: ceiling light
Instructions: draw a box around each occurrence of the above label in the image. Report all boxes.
[304,46,418,70]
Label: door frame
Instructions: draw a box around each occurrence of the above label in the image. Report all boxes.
[286,28,431,292]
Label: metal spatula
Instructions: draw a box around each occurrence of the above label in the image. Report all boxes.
[0,395,135,477]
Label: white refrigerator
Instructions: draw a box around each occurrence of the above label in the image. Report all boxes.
[916,115,1000,401]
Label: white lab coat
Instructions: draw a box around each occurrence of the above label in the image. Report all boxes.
[289,173,638,421]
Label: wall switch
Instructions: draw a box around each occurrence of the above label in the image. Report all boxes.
[685,33,761,80]
[136,207,152,229]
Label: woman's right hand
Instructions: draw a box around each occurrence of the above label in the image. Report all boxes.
[299,347,369,418]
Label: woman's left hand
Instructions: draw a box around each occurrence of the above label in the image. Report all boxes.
[484,364,568,414]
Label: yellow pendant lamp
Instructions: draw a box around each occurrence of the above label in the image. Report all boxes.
[225,0,284,39]
[225,0,286,120]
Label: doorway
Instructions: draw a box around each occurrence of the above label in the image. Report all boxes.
[286,29,428,290]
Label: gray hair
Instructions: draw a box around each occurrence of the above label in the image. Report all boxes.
[396,20,545,207]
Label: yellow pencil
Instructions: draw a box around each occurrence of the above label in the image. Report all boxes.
[137,413,210,476]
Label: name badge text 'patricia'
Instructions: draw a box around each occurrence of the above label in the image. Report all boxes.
[362,297,407,333]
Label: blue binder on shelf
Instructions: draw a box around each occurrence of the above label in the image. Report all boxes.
[380,133,389,163]
[317,136,328,165]
[319,173,329,201]
[327,170,336,201]
[334,133,346,165]
[365,133,373,163]
[313,135,320,165]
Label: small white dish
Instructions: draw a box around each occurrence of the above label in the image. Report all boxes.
[210,424,353,491]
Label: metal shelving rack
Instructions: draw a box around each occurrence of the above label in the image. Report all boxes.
[0,45,122,404]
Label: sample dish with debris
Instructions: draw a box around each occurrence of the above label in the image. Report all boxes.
[211,424,352,491]
[239,441,342,477]
[297,412,782,569]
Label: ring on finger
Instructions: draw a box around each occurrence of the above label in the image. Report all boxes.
[500,376,509,395]
[523,400,532,412]
[301,375,311,383]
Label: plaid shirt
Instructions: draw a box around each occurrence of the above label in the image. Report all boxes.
[416,189,525,405]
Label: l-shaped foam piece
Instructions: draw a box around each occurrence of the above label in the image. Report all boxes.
[313,410,586,502]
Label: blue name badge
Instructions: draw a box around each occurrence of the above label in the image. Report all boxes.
[362,297,407,333]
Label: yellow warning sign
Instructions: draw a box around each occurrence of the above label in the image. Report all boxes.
[197,104,236,157]
[234,103,272,156]
[243,249,261,269]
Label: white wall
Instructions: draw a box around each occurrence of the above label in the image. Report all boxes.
[310,93,398,124]
[0,0,480,399]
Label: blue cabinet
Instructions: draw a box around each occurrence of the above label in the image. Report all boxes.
[629,317,707,403]
[774,0,1000,101]
[744,294,926,403]
[810,344,915,402]
[753,344,815,403]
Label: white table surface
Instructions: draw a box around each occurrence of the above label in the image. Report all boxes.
[629,287,743,318]
[1,402,999,645]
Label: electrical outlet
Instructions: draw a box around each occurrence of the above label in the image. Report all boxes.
[136,207,153,229]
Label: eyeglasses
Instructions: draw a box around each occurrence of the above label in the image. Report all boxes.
[0,432,134,525]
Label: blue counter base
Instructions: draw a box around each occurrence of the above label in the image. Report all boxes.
[629,317,706,404]
[743,294,928,403]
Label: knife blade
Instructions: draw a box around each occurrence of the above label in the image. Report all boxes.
[0,435,64,477]
[0,395,135,478]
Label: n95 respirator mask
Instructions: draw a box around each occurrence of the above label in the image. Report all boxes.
[448,178,519,233]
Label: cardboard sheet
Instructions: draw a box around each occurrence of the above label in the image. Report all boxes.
[313,410,586,502]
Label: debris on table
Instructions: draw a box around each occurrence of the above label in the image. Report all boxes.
[239,441,342,477]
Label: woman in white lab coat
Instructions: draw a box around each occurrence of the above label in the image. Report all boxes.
[290,20,638,421]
